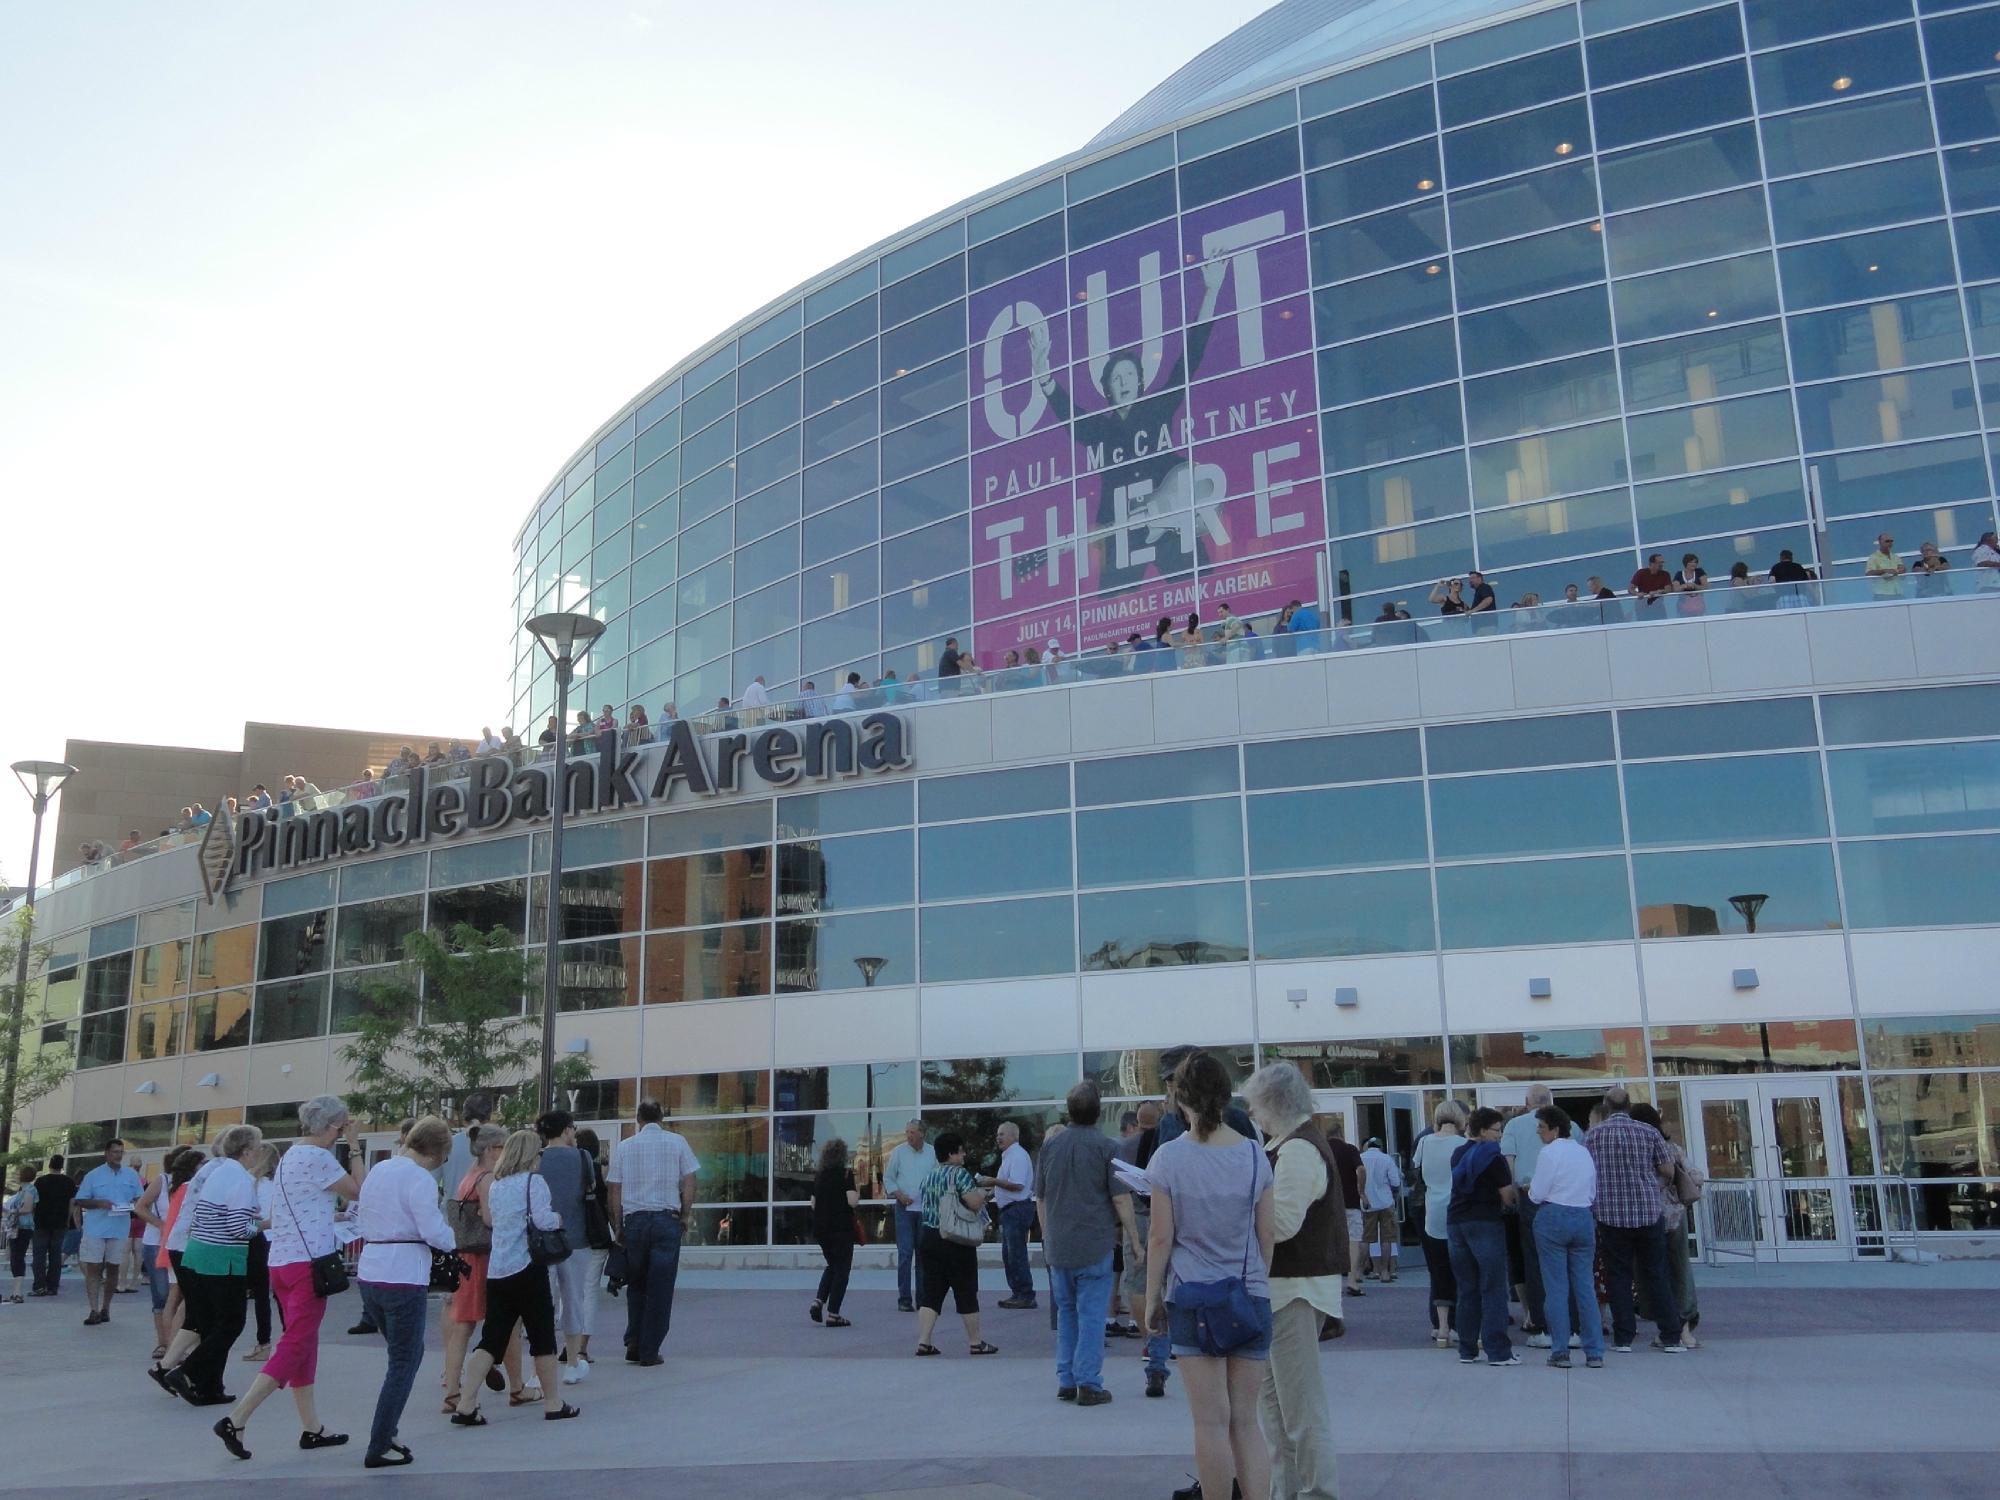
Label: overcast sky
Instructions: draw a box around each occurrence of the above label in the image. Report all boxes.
[0,0,1270,881]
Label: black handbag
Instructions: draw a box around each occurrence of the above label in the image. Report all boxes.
[276,1152,349,1299]
[580,1150,612,1251]
[429,1248,474,1292]
[525,1172,573,1267]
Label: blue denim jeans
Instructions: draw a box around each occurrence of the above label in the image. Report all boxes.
[998,1201,1036,1300]
[895,1208,922,1305]
[1051,1253,1115,1391]
[621,1209,684,1360]
[1532,1202,1604,1360]
[1447,1218,1511,1363]
[358,1281,428,1460]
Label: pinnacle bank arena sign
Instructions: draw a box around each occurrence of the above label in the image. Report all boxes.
[207,713,911,896]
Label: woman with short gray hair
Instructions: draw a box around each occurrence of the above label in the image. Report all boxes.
[1413,1101,1469,1347]
[1243,1064,1346,1499]
[212,1096,360,1459]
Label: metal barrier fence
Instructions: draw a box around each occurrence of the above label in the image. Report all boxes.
[1693,1174,1940,1264]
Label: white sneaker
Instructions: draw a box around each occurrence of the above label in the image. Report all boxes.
[1570,1335,1581,1348]
[560,1361,585,1385]
[1525,1333,1551,1348]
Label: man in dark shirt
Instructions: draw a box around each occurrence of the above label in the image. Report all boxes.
[31,1155,76,1296]
[1628,553,1674,605]
[1768,549,1814,583]
[937,637,963,695]
[1324,1120,1367,1300]
[1465,570,1497,616]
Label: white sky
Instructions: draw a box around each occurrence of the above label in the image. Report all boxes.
[0,0,1270,881]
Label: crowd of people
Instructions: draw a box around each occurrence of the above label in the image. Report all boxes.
[6,1057,1715,1491]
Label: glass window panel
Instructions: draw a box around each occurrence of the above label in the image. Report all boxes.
[1872,1072,2000,1190]
[1633,844,1841,934]
[1079,882,1248,968]
[1460,285,1612,373]
[1921,5,2000,79]
[1180,92,1298,160]
[802,443,876,514]
[1178,129,1301,210]
[882,460,968,535]
[1862,1013,2000,1072]
[76,1010,127,1069]
[253,976,329,1044]
[263,873,335,920]
[1469,419,1627,506]
[1327,452,1470,531]
[734,574,800,644]
[882,220,962,282]
[779,831,914,916]
[681,463,734,525]
[132,938,191,1002]
[881,255,965,328]
[1305,139,1441,226]
[1622,322,1790,410]
[1258,1034,1445,1089]
[649,801,770,859]
[1243,729,1422,791]
[1598,124,1762,216]
[681,510,733,578]
[1431,767,1625,857]
[1301,46,1432,116]
[1329,516,1476,597]
[1068,171,1176,251]
[922,1052,1080,1106]
[1437,855,1634,946]
[1842,834,2000,925]
[1828,743,2000,834]
[1753,25,1924,112]
[1247,781,1428,872]
[1594,61,1749,150]
[804,340,877,417]
[1589,5,1743,87]
[1444,99,1591,187]
[799,600,878,671]
[1086,1044,1258,1097]
[1780,222,1958,311]
[775,1059,918,1112]
[681,415,733,483]
[1315,263,1455,340]
[1251,868,1436,957]
[881,516,966,593]
[920,814,1072,900]
[880,572,968,648]
[1317,321,1459,401]
[804,295,877,366]
[1437,46,1584,128]
[1624,752,1829,847]
[921,896,1075,982]
[187,989,252,1051]
[1956,208,2000,281]
[529,859,645,943]
[1075,746,1239,805]
[258,909,328,980]
[1439,1,1577,70]
[920,765,1069,821]
[1796,364,1979,453]
[736,378,799,451]
[1613,252,1779,342]
[880,407,966,486]
[1945,142,2000,213]
[739,330,801,402]
[882,359,965,430]
[1768,156,1946,244]
[803,493,879,566]
[1454,224,1606,310]
[1761,92,1938,183]
[1077,799,1245,887]
[1465,352,1620,443]
[1322,385,1464,470]
[1745,0,1911,47]
[1633,460,1809,536]
[1450,1026,1651,1082]
[426,878,527,940]
[340,854,426,903]
[1626,390,1799,481]
[1811,434,1992,515]
[643,924,771,1004]
[1312,202,1450,283]
[969,179,1062,244]
[1621,695,1819,757]
[804,547,878,619]
[1302,88,1436,169]
[1474,487,1637,567]
[647,848,771,929]
[1428,711,1615,772]
[637,379,680,432]
[1448,160,1600,248]
[967,213,1064,291]
[775,908,916,992]
[333,894,421,969]
[1605,187,1769,278]
[777,781,912,838]
[551,935,641,1012]
[81,952,132,1014]
[1934,71,2000,147]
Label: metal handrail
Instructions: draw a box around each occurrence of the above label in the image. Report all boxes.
[1690,1172,1954,1264]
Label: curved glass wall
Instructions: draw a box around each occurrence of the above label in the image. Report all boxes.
[510,0,2000,743]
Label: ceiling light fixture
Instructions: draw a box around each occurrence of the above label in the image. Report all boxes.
[1831,75,1853,91]
[1554,141,1574,156]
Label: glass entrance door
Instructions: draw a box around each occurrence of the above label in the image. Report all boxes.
[1683,1077,1850,1261]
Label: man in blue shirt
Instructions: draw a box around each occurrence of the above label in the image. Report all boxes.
[74,1138,143,1326]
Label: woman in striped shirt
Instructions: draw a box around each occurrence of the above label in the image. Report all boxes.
[163,1125,267,1405]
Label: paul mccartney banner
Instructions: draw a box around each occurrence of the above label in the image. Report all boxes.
[967,178,1326,663]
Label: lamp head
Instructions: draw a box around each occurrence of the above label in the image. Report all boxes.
[524,612,607,666]
[11,760,78,803]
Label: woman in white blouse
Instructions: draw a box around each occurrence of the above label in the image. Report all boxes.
[1526,1106,1603,1368]
[449,1130,577,1425]
[354,1116,457,1468]
[212,1096,359,1460]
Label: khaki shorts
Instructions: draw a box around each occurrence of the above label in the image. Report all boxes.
[78,1234,126,1265]
[1361,1208,1400,1254]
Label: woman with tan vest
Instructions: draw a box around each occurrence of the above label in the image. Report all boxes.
[1243,1062,1348,1500]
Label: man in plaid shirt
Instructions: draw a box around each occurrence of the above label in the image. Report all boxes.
[1583,1087,1686,1353]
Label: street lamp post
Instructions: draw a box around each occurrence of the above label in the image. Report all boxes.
[1728,892,1769,935]
[853,956,886,988]
[4,761,78,1154]
[525,612,606,1112]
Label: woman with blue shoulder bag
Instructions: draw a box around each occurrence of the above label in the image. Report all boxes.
[1144,1050,1275,1500]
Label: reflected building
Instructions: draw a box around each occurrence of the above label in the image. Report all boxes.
[13,0,2000,1256]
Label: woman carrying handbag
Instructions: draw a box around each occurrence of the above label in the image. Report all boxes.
[441,1126,527,1413]
[912,1132,999,1358]
[450,1131,579,1425]
[211,1096,360,1461]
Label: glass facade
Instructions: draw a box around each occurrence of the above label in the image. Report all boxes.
[509,0,2000,736]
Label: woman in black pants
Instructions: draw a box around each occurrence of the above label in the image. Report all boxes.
[913,1133,996,1358]
[240,1144,279,1362]
[166,1125,267,1404]
[809,1139,859,1327]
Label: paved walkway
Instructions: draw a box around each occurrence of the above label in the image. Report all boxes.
[5,1260,1994,1498]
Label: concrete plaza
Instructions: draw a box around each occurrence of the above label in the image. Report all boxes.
[3,1258,1993,1499]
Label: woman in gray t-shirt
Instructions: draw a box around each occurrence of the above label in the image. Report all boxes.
[1142,1051,1274,1500]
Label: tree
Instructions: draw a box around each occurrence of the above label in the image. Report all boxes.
[1,906,74,1162]
[338,923,592,1130]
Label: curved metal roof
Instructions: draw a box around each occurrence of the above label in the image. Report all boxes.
[1088,0,1540,149]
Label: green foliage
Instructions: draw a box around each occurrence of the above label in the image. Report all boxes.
[1,906,73,1153]
[338,923,590,1127]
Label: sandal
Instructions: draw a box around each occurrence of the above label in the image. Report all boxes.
[824,1314,851,1328]
[212,1417,251,1461]
[298,1428,348,1450]
[968,1341,1000,1356]
[151,1344,166,1360]
[364,1445,415,1469]
[544,1402,581,1421]
[508,1387,543,1407]
[440,1395,459,1415]
[914,1343,940,1356]
[449,1409,488,1427]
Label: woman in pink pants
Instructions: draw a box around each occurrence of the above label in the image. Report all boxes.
[211,1097,360,1461]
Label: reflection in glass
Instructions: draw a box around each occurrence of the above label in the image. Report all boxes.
[1633,844,1839,936]
[427,879,527,941]
[188,989,252,1051]
[775,909,914,992]
[1079,883,1248,970]
[1251,870,1435,958]
[1077,800,1244,888]
[920,816,1072,900]
[1623,754,1828,847]
[922,1053,1080,1106]
[1247,782,1428,873]
[334,895,422,969]
[647,848,772,929]
[1862,1014,2000,1072]
[1839,834,2000,928]
[1448,1027,1648,1082]
[1436,856,1632,948]
[776,830,912,914]
[644,926,769,1004]
[1084,1044,1258,1096]
[253,976,330,1045]
[556,936,642,1012]
[921,896,1074,983]
[1432,768,1624,858]
[1826,743,2000,837]
[775,1061,919,1113]
[1650,1021,1860,1076]
[671,1117,769,1204]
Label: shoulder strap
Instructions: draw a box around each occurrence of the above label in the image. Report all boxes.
[1242,1140,1258,1278]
